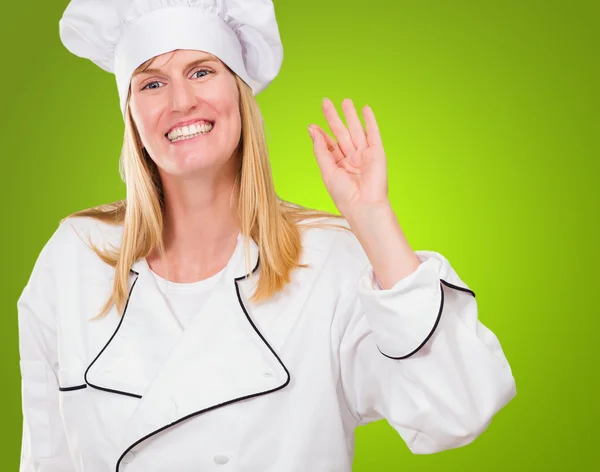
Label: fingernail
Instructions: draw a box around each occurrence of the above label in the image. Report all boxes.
[308,126,314,139]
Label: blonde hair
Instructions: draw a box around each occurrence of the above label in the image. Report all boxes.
[66,55,351,319]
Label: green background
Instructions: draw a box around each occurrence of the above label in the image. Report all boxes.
[1,0,598,470]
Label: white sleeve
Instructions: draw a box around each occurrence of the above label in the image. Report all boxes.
[17,231,77,472]
[336,249,517,454]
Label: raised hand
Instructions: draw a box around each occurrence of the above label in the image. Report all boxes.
[308,98,390,220]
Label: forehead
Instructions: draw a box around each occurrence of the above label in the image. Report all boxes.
[146,49,220,69]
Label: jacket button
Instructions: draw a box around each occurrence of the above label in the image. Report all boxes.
[122,451,135,464]
[213,454,229,465]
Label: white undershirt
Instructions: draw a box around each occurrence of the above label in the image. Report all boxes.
[150,266,226,329]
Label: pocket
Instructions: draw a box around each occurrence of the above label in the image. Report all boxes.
[19,360,53,458]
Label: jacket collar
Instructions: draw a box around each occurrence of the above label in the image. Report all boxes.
[84,231,290,469]
[129,229,259,282]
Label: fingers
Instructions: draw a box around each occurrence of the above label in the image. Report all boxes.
[363,104,382,148]
[341,99,367,150]
[322,98,356,157]
[308,125,337,178]
[311,99,382,172]
[314,125,345,164]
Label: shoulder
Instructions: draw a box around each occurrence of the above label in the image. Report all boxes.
[298,216,370,279]
[30,215,123,278]
[49,215,122,256]
[19,215,122,306]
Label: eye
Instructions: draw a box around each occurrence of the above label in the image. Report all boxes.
[192,68,213,79]
[139,68,213,91]
[141,81,163,91]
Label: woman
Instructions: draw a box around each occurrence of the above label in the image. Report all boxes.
[17,0,516,471]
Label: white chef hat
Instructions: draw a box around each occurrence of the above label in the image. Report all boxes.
[58,0,283,117]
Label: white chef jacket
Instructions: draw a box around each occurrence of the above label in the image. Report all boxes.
[17,215,516,472]
[150,264,225,329]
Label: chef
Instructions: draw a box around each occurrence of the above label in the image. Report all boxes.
[17,0,517,471]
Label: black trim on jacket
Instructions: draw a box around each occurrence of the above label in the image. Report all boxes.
[377,279,476,360]
[114,255,292,471]
[58,384,87,392]
[83,269,143,399]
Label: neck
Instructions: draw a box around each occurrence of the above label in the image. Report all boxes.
[148,165,241,282]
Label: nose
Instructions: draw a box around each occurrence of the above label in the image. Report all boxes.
[168,77,198,113]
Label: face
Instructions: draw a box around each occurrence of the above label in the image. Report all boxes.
[129,49,241,177]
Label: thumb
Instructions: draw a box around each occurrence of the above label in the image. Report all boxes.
[309,125,336,177]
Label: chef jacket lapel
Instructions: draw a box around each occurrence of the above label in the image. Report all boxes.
[84,257,183,398]
[101,232,291,462]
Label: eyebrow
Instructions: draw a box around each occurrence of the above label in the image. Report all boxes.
[133,57,217,78]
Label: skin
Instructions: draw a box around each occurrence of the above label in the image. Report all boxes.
[129,49,242,282]
[127,48,419,287]
[309,100,420,289]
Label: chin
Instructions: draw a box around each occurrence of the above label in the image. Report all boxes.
[162,153,229,177]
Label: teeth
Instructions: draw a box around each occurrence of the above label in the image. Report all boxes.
[167,121,213,142]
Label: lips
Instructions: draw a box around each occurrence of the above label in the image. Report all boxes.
[165,121,215,144]
[165,119,215,136]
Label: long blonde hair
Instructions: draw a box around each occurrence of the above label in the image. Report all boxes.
[66,56,351,319]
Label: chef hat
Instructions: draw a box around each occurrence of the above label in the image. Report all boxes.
[58,0,284,117]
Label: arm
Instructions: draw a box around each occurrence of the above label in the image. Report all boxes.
[335,243,517,454]
[17,232,77,471]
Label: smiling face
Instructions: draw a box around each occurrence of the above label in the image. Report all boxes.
[128,49,242,177]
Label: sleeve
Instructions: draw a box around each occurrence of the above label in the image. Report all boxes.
[17,231,78,471]
[335,248,517,454]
